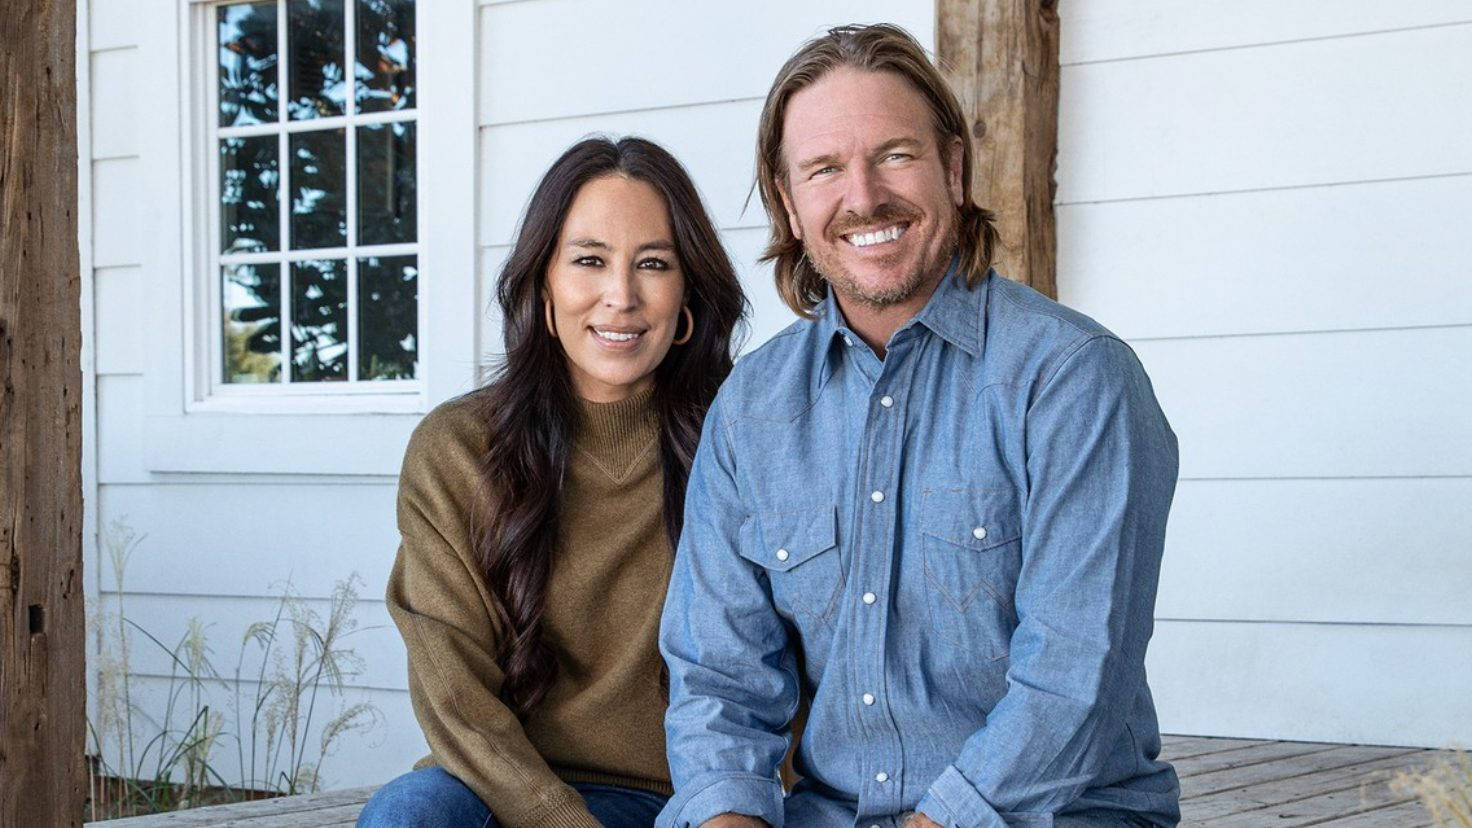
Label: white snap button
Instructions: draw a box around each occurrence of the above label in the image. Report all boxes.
[862,592,877,605]
[870,490,884,503]
[843,335,854,347]
[879,395,893,408]
[875,772,889,783]
[776,548,789,561]
[862,693,875,705]
[973,526,987,540]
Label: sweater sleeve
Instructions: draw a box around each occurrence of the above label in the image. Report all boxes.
[387,403,600,828]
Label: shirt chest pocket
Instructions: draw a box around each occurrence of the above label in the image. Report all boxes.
[920,487,1022,651]
[741,505,844,623]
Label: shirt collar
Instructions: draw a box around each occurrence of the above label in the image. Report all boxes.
[812,254,988,362]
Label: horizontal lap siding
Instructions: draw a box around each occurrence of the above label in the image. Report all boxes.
[476,0,936,358]
[1148,622,1472,747]
[1057,8,1472,746]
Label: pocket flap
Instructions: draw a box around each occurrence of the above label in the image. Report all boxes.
[742,505,838,572]
[921,487,1021,551]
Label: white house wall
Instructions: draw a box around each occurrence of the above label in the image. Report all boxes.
[1056,3,1472,747]
[82,0,937,791]
[82,0,1469,796]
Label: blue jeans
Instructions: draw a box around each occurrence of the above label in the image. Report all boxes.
[356,766,668,827]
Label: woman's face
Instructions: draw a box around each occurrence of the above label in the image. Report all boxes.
[545,174,687,403]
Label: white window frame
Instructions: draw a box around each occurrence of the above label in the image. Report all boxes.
[201,0,423,407]
[140,0,477,473]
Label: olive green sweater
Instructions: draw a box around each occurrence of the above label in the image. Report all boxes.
[386,385,673,827]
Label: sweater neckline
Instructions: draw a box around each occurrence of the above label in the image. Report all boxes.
[572,385,658,480]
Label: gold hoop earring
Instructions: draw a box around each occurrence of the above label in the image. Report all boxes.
[672,306,694,346]
[544,298,558,339]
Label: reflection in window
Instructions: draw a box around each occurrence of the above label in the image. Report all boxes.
[212,0,417,387]
[359,256,418,379]
[291,259,348,382]
[357,0,415,112]
[220,136,280,253]
[288,0,347,120]
[223,263,282,383]
[357,122,416,245]
[218,2,277,127]
[290,128,348,248]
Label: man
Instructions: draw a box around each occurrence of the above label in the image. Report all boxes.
[658,23,1180,828]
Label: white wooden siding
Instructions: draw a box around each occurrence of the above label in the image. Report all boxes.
[1057,175,1472,339]
[475,0,936,362]
[1148,622,1472,749]
[1061,0,1472,65]
[1057,5,1472,746]
[86,0,939,791]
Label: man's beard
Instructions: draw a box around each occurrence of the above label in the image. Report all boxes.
[805,204,959,310]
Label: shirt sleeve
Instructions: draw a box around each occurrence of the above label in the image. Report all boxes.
[655,394,797,828]
[388,414,600,828]
[915,336,1179,827]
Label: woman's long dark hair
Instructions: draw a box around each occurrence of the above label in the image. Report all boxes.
[473,137,746,719]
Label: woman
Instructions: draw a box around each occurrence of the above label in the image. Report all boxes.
[358,137,746,827]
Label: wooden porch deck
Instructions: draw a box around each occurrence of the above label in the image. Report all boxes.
[90,736,1454,826]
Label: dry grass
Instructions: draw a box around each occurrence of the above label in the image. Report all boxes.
[1393,750,1472,827]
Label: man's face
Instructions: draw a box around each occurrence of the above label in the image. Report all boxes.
[778,67,963,310]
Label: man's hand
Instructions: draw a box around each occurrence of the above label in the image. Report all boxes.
[903,813,944,828]
[699,814,767,828]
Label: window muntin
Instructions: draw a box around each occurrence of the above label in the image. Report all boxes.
[213,0,418,390]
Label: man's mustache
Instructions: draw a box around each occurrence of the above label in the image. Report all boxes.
[827,203,922,238]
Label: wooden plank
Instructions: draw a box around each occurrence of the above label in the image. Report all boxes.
[1158,479,1472,627]
[937,0,1061,298]
[94,266,145,376]
[1161,736,1270,762]
[1056,174,1472,341]
[89,47,139,159]
[89,0,141,52]
[1060,1,1472,65]
[90,786,377,827]
[1057,25,1472,204]
[477,0,934,125]
[478,99,764,245]
[1135,326,1472,480]
[98,481,399,598]
[92,157,142,267]
[1181,745,1407,800]
[0,0,85,824]
[94,376,147,483]
[1174,741,1337,780]
[1149,623,1472,749]
[1309,798,1435,827]
[1212,787,1414,826]
[1182,750,1430,822]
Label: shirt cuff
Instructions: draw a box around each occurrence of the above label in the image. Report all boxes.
[915,765,1007,828]
[656,772,784,827]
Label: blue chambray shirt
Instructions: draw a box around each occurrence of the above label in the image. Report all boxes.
[657,262,1181,828]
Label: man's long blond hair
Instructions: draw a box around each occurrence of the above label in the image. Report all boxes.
[756,23,999,318]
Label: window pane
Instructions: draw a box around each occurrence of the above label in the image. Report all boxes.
[218,2,279,127]
[290,129,347,249]
[356,122,416,245]
[355,0,414,112]
[287,0,346,120]
[223,263,282,383]
[358,255,417,380]
[290,259,348,381]
[220,136,280,253]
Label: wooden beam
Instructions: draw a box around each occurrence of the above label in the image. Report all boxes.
[1,0,86,823]
[937,0,1061,298]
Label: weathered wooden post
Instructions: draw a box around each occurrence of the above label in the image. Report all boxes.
[937,0,1061,299]
[1,0,86,824]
